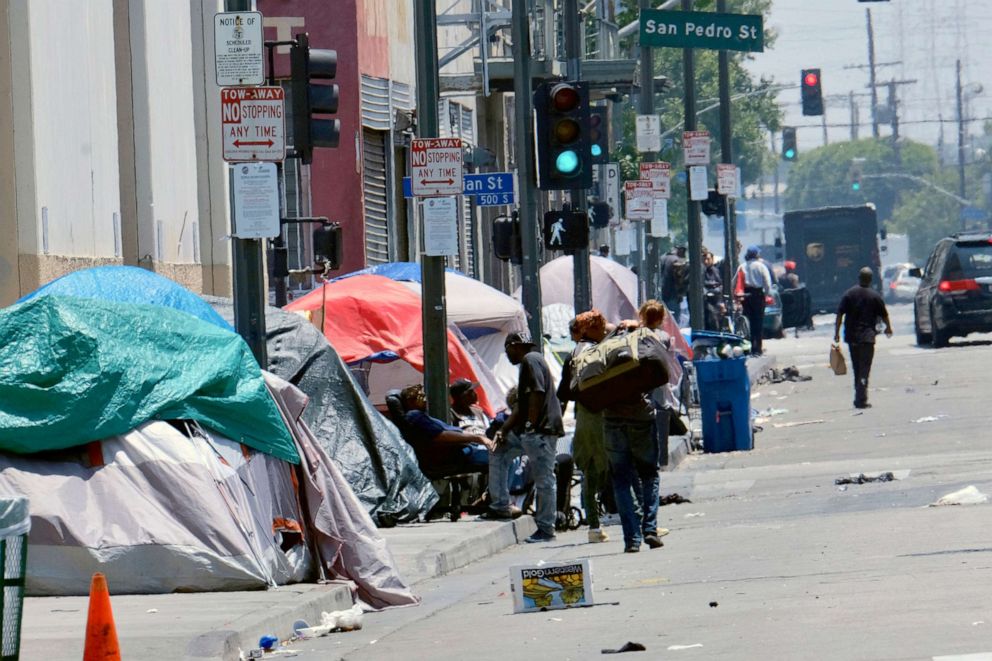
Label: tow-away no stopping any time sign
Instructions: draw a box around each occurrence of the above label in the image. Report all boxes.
[221,87,285,162]
[410,138,463,197]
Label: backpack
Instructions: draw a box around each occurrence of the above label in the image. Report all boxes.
[569,328,671,413]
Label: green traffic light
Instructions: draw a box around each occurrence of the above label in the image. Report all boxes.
[556,150,580,175]
[784,148,795,160]
[852,182,861,191]
[591,144,603,158]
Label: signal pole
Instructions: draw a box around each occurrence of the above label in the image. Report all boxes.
[683,0,704,331]
[512,0,543,342]
[638,0,658,302]
[414,0,450,421]
[564,0,592,314]
[716,0,738,292]
[956,59,967,209]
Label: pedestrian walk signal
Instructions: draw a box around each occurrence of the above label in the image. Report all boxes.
[543,210,589,251]
[534,81,593,190]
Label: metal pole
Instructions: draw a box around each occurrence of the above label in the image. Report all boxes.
[638,0,657,302]
[564,0,592,314]
[956,59,967,213]
[682,0,703,331]
[512,0,543,342]
[770,130,779,215]
[866,9,879,139]
[716,0,737,295]
[414,0,450,421]
[269,43,289,308]
[850,91,858,141]
[226,0,267,366]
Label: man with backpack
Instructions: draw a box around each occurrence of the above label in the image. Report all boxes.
[660,245,688,324]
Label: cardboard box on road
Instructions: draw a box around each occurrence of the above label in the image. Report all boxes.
[509,559,594,614]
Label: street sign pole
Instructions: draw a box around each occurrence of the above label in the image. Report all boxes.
[225,0,266,367]
[683,0,704,331]
[564,0,592,315]
[717,0,738,296]
[639,0,657,302]
[512,0,543,343]
[414,0,450,422]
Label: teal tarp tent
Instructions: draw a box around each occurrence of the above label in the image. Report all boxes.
[0,295,297,463]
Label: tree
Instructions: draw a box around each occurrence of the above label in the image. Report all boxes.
[613,0,781,240]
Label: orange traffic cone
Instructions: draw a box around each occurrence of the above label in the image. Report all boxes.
[83,572,121,660]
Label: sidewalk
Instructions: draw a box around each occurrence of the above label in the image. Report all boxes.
[19,517,536,660]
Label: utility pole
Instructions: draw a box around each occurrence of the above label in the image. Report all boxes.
[956,58,967,210]
[866,8,879,138]
[512,0,543,342]
[821,110,829,146]
[770,130,779,215]
[564,0,592,314]
[849,91,859,141]
[414,0,450,421]
[682,0,703,331]
[716,0,737,292]
[638,0,657,301]
[226,0,267,366]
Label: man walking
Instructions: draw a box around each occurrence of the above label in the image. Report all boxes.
[736,246,773,355]
[486,331,564,543]
[660,245,687,324]
[834,267,893,409]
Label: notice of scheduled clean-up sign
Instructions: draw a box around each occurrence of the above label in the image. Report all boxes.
[411,138,463,197]
[214,12,264,86]
[221,87,286,162]
[640,9,763,53]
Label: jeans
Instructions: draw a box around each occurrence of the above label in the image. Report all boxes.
[848,342,875,407]
[488,431,558,535]
[604,418,660,547]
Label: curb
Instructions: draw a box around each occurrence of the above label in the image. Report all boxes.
[184,584,353,661]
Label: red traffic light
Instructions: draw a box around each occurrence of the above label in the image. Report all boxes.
[803,72,819,87]
[550,84,580,112]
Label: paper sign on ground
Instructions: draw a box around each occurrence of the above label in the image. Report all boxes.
[231,163,279,239]
[422,197,459,256]
[689,165,709,200]
[509,559,594,614]
[639,162,672,198]
[624,180,654,220]
[650,194,669,237]
[683,130,711,166]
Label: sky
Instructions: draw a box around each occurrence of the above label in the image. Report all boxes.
[744,0,992,156]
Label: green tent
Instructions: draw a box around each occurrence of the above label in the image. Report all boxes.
[0,296,297,463]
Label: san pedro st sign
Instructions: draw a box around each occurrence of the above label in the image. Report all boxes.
[640,9,764,53]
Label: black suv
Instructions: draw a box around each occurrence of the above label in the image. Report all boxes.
[913,233,992,347]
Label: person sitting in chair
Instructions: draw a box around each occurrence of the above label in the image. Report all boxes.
[399,384,493,478]
[449,378,491,436]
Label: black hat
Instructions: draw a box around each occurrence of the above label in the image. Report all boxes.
[504,330,537,349]
[449,378,478,398]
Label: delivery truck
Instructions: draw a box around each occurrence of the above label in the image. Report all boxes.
[783,204,881,313]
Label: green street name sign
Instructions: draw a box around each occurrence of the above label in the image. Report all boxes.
[640,9,764,53]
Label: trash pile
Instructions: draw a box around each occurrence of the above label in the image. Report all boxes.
[835,472,895,485]
[760,365,812,384]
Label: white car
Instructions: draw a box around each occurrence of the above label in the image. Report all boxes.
[886,264,921,303]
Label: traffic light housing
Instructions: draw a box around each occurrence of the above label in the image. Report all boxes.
[589,201,611,229]
[801,68,823,116]
[291,33,340,164]
[701,190,726,217]
[543,209,589,251]
[851,165,862,192]
[313,223,342,271]
[782,127,797,161]
[493,212,522,265]
[534,81,592,190]
[589,107,609,165]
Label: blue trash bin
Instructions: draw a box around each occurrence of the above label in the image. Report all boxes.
[694,357,753,453]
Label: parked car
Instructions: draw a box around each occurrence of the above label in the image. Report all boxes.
[913,233,992,347]
[762,286,784,339]
[882,263,912,296]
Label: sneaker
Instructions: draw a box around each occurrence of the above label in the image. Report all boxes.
[648,528,670,538]
[623,544,640,553]
[478,508,513,521]
[525,529,557,544]
[588,529,609,544]
[644,534,664,549]
[508,505,523,519]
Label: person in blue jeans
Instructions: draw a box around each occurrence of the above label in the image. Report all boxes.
[485,331,564,543]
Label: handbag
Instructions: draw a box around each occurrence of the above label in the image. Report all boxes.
[668,412,689,437]
[829,343,847,376]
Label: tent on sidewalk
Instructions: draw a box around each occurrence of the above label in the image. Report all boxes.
[285,274,502,413]
[0,294,418,607]
[207,297,438,524]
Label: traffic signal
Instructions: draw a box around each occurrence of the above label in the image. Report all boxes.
[782,127,797,161]
[589,107,609,165]
[800,68,823,116]
[589,201,611,229]
[851,168,862,192]
[313,223,342,271]
[534,81,592,190]
[543,210,589,251]
[493,212,522,265]
[701,190,726,217]
[290,33,340,164]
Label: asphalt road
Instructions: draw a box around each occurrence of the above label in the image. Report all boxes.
[293,303,992,661]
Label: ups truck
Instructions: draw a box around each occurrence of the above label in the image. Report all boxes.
[783,204,881,313]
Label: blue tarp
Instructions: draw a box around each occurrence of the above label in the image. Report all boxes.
[18,265,232,331]
[331,261,462,284]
